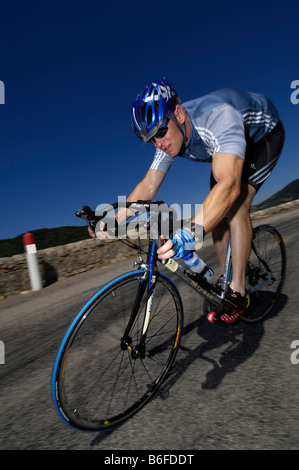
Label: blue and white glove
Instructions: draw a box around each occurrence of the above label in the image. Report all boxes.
[171,229,195,259]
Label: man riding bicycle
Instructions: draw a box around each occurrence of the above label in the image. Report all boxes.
[104,78,284,325]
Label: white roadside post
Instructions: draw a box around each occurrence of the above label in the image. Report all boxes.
[23,232,42,291]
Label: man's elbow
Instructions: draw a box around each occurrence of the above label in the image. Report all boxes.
[219,177,241,207]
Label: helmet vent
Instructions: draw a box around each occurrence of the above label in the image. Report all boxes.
[140,102,146,122]
[146,106,153,125]
[154,89,159,114]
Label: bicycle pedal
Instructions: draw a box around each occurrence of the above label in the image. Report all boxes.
[207,312,218,324]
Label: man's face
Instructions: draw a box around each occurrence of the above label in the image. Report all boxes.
[151,118,184,157]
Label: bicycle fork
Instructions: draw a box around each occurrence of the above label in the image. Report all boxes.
[120,241,158,359]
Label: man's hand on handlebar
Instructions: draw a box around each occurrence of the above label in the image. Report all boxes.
[157,229,195,260]
[88,221,109,240]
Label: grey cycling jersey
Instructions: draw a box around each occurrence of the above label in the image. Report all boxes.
[150,88,280,174]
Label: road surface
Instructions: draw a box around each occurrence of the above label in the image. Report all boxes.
[0,208,298,450]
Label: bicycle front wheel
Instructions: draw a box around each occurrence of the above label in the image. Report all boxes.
[52,270,183,432]
[242,224,286,323]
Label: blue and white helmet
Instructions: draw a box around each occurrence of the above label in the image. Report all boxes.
[131,78,178,144]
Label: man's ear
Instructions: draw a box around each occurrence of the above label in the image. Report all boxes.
[174,104,185,124]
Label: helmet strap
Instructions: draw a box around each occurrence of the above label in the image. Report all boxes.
[170,113,188,155]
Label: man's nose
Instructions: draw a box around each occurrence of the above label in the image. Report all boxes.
[155,137,164,148]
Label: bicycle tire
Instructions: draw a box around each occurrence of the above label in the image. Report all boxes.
[241,224,286,323]
[52,270,183,432]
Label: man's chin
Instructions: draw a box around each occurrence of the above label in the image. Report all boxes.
[165,146,176,157]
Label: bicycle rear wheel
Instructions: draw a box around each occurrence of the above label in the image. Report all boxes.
[241,224,286,323]
[52,270,183,431]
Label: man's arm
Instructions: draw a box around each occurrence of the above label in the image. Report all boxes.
[127,169,166,202]
[192,152,244,232]
[117,169,166,224]
[157,152,244,259]
[88,169,166,238]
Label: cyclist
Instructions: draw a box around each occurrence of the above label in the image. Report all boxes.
[128,78,285,325]
[100,78,284,325]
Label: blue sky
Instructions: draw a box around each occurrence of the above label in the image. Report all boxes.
[1,0,298,240]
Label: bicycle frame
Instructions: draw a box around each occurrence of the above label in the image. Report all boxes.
[125,226,278,354]
[162,234,276,301]
[121,237,224,358]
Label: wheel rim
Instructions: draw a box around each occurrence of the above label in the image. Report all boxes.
[54,273,183,431]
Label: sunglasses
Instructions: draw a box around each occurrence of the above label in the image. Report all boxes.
[150,119,169,142]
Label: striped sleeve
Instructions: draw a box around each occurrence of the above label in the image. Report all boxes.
[150,149,175,173]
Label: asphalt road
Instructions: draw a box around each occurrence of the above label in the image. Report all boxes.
[0,208,298,451]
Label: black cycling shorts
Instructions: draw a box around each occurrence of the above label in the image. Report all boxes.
[210,121,285,192]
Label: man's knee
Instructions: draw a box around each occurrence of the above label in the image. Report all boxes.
[227,183,256,220]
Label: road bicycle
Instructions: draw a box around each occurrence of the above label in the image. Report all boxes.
[52,201,286,432]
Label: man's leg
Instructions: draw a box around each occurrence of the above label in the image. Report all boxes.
[209,122,284,324]
[208,183,256,325]
[212,182,256,295]
[212,217,230,272]
[227,182,256,296]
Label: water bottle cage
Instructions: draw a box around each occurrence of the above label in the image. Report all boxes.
[199,265,209,277]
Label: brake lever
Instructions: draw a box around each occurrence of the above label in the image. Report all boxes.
[75,206,98,236]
